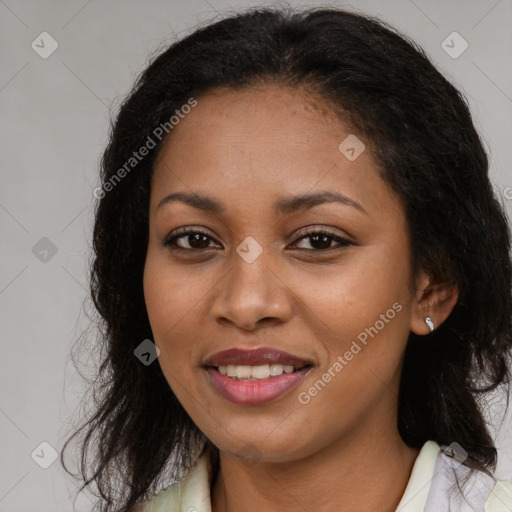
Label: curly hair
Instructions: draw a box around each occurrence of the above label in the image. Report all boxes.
[61,4,512,511]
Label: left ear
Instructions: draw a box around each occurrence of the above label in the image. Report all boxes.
[410,270,459,335]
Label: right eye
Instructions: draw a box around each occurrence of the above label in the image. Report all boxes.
[162,228,222,251]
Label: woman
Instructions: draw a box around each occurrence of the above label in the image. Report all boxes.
[61,5,512,511]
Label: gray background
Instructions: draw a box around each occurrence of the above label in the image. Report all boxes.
[1,0,511,510]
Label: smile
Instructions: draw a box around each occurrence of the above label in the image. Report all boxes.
[205,364,313,405]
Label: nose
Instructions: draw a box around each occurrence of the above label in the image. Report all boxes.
[211,249,293,331]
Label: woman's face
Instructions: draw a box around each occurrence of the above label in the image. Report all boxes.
[143,83,423,462]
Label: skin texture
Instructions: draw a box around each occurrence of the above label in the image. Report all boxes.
[143,83,459,512]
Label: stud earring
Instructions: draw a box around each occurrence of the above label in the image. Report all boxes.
[425,316,434,332]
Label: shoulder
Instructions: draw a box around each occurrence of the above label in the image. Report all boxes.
[135,448,214,512]
[424,442,512,512]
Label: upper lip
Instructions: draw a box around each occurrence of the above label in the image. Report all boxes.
[203,347,313,368]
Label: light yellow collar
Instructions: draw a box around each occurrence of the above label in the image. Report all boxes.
[394,440,440,511]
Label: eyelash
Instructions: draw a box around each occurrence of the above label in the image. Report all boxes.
[161,226,354,253]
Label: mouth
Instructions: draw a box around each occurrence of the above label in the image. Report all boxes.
[203,362,314,405]
[202,346,315,405]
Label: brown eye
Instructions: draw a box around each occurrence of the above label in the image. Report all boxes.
[162,228,221,251]
[175,233,211,249]
[291,229,353,251]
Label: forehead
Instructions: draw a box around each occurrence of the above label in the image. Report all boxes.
[153,83,351,171]
[150,83,399,219]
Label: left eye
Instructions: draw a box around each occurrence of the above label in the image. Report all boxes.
[162,228,353,252]
[291,230,353,251]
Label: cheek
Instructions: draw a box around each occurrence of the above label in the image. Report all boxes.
[143,251,202,365]
[142,254,203,406]
[143,247,213,333]
[292,267,411,437]
[295,240,413,390]
[294,246,411,343]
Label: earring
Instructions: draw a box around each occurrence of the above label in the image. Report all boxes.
[425,316,434,332]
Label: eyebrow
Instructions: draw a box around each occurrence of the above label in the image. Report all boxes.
[156,191,367,216]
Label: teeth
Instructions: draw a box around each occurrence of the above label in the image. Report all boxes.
[249,364,270,379]
[217,364,299,380]
[236,365,252,379]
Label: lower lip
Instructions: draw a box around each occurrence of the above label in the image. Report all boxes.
[205,366,312,405]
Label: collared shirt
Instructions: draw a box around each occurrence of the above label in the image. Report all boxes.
[140,440,512,511]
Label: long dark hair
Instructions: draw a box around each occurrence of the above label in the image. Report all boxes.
[61,4,512,511]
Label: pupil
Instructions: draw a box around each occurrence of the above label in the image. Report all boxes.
[190,234,209,249]
[311,234,332,249]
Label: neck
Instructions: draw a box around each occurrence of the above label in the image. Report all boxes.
[210,421,420,512]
